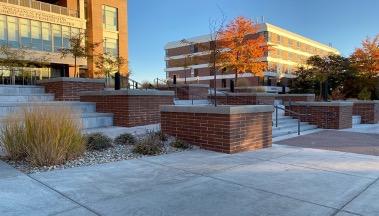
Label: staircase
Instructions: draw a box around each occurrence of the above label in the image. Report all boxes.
[272,100,318,137]
[0,85,113,129]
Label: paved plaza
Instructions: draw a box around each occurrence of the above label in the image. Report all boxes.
[1,124,379,216]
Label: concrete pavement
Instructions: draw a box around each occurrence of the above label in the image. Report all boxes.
[1,124,379,215]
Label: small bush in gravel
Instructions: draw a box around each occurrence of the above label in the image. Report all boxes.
[170,139,190,149]
[86,132,113,151]
[155,130,168,141]
[133,131,162,155]
[114,132,136,145]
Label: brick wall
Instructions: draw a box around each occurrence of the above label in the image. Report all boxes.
[160,105,273,154]
[80,90,174,127]
[353,102,379,124]
[209,93,275,105]
[275,94,315,102]
[285,102,353,129]
[37,78,104,101]
[160,85,209,100]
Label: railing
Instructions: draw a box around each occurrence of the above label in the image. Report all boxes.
[209,88,251,105]
[287,100,336,129]
[0,0,79,18]
[174,85,215,105]
[128,78,143,89]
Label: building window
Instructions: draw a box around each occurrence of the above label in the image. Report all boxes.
[306,45,309,52]
[53,25,62,52]
[62,26,70,49]
[165,60,169,68]
[31,20,42,50]
[297,54,301,62]
[7,16,19,48]
[264,51,268,57]
[103,38,119,56]
[190,44,198,53]
[288,39,292,47]
[288,52,292,60]
[165,49,168,57]
[102,5,118,31]
[277,49,282,58]
[297,41,300,50]
[0,15,6,45]
[313,47,317,54]
[277,35,281,44]
[20,19,31,49]
[42,22,52,52]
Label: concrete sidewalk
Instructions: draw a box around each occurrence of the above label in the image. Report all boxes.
[2,142,379,216]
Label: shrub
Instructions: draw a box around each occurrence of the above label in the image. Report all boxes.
[0,105,86,166]
[358,87,371,100]
[114,132,136,145]
[155,130,168,142]
[170,139,190,149]
[85,132,113,151]
[133,131,162,155]
[330,88,345,101]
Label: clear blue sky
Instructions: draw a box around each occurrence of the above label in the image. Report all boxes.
[128,0,379,83]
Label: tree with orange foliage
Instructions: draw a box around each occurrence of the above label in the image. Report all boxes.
[218,16,269,86]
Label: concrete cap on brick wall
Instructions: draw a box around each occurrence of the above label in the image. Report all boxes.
[275,94,315,97]
[160,105,273,114]
[37,77,105,84]
[174,84,209,88]
[283,101,354,107]
[349,100,379,104]
[79,89,174,96]
[211,92,276,96]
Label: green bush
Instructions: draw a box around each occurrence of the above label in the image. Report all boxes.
[170,139,190,149]
[358,87,371,100]
[114,132,136,145]
[133,131,162,155]
[86,132,113,151]
[0,106,85,166]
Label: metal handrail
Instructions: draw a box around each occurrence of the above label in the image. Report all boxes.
[128,78,143,89]
[174,85,215,105]
[287,100,336,129]
[209,88,251,105]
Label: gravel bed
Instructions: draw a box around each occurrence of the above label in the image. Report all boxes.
[0,135,199,174]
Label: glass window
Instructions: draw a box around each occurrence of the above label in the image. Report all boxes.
[297,54,301,61]
[288,39,292,47]
[0,15,7,45]
[277,49,282,58]
[42,23,52,52]
[306,45,309,52]
[53,25,62,52]
[103,38,118,56]
[288,52,292,60]
[277,35,281,44]
[102,5,118,31]
[20,19,31,49]
[313,47,317,54]
[31,21,42,50]
[7,16,19,48]
[297,41,300,50]
[62,26,70,48]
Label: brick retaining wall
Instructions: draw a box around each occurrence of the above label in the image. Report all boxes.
[352,101,379,124]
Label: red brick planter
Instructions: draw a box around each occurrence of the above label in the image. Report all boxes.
[37,77,105,101]
[352,101,379,124]
[80,90,174,127]
[160,105,273,154]
[284,101,353,129]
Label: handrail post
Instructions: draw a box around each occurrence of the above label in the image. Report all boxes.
[298,115,301,135]
[275,105,278,127]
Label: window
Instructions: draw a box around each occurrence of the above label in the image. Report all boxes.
[31,20,42,50]
[165,49,169,57]
[103,38,118,56]
[42,23,52,51]
[288,52,292,60]
[20,19,31,48]
[264,51,268,57]
[313,47,317,54]
[288,39,293,47]
[0,15,6,45]
[277,49,282,58]
[53,25,62,52]
[7,16,19,48]
[297,41,300,50]
[102,5,118,31]
[62,26,70,48]
[165,60,169,68]
[306,45,309,52]
[190,44,198,53]
[277,35,281,44]
[297,54,301,61]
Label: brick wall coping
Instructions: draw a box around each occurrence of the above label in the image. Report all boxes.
[160,105,273,114]
[276,94,315,97]
[211,92,277,97]
[37,77,105,84]
[80,89,174,96]
[349,100,379,104]
[174,84,209,88]
[284,101,354,107]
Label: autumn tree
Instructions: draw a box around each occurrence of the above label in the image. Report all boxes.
[59,32,100,78]
[218,16,268,86]
[350,34,379,98]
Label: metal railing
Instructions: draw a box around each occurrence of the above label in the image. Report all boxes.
[209,88,251,105]
[174,85,215,105]
[0,0,79,18]
[287,100,336,129]
[128,78,143,89]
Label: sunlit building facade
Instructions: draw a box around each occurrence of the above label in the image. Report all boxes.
[164,23,340,90]
[0,0,128,84]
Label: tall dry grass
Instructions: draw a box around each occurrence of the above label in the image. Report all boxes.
[0,105,86,166]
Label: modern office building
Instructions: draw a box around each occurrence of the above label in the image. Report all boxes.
[0,0,128,82]
[164,22,340,90]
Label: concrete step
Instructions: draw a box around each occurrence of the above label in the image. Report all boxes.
[0,85,45,94]
[0,94,55,102]
[174,100,212,106]
[352,115,361,125]
[272,121,310,129]
[0,101,97,117]
[80,113,114,129]
[272,124,318,137]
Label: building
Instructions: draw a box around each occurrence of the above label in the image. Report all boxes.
[0,0,128,83]
[164,22,340,91]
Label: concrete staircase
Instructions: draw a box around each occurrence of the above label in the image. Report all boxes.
[0,85,113,129]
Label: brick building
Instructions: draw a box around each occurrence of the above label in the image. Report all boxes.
[0,0,128,82]
[164,23,339,91]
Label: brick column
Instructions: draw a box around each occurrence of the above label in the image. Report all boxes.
[160,105,273,154]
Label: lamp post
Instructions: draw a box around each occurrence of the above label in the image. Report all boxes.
[324,56,330,101]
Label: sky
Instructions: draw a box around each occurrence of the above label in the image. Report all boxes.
[128,0,379,83]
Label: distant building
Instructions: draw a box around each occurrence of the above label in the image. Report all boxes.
[164,23,340,90]
[0,0,128,81]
